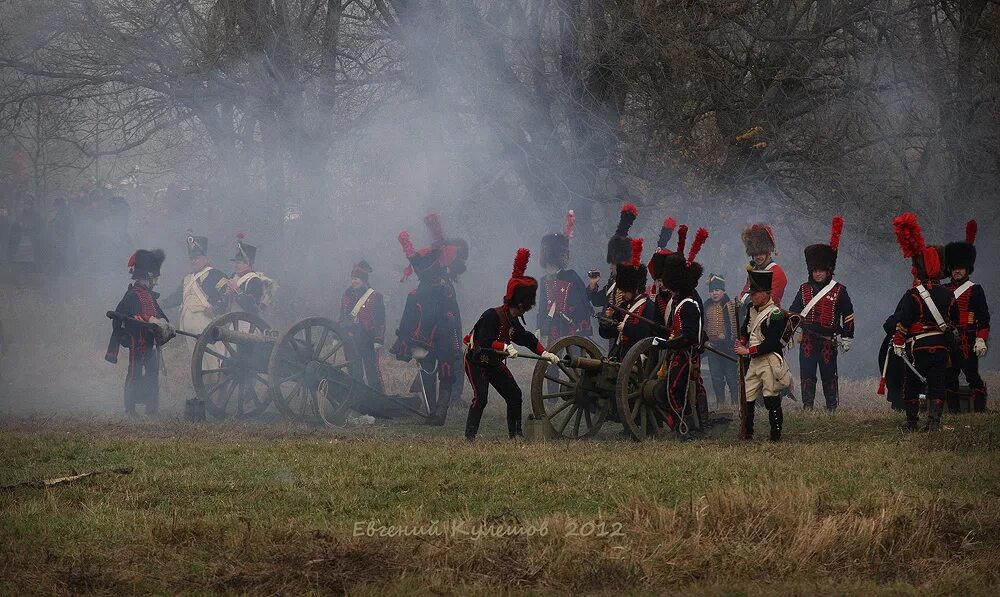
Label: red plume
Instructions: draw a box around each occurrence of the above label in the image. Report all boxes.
[127,251,137,269]
[630,238,644,268]
[424,213,444,243]
[622,202,637,217]
[675,225,688,255]
[664,217,676,229]
[564,210,576,238]
[830,216,844,251]
[398,231,416,258]
[512,248,530,277]
[687,228,709,264]
[966,219,977,245]
[892,213,924,258]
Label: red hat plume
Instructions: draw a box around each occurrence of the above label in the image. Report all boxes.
[622,202,637,217]
[512,247,530,278]
[664,216,676,230]
[398,231,416,258]
[127,251,137,271]
[675,225,688,255]
[687,228,709,265]
[564,210,576,238]
[892,213,924,258]
[630,238,644,268]
[830,216,844,251]
[424,213,445,244]
[966,219,977,245]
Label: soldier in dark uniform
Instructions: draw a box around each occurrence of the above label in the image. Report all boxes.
[647,217,679,324]
[734,269,793,441]
[463,248,561,440]
[599,238,659,360]
[161,232,228,335]
[944,220,990,412]
[390,231,463,426]
[340,260,386,394]
[105,249,176,415]
[537,210,593,342]
[425,213,468,408]
[226,234,274,315]
[878,313,906,411]
[587,203,638,326]
[889,213,960,431]
[658,228,711,435]
[788,217,855,411]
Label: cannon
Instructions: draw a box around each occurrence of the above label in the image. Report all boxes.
[111,310,426,424]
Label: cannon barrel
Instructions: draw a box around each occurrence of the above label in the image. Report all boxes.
[210,325,279,345]
[567,355,606,371]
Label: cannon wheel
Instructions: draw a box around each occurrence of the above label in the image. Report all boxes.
[192,311,273,419]
[268,317,360,424]
[616,337,672,441]
[529,335,609,439]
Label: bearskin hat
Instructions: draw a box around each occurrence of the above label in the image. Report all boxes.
[398,231,442,281]
[746,268,773,294]
[186,230,208,258]
[892,212,943,283]
[504,248,538,310]
[742,223,776,257]
[606,202,638,264]
[351,260,373,281]
[541,210,575,269]
[231,233,256,264]
[660,228,708,294]
[804,216,843,274]
[945,219,977,275]
[647,217,677,279]
[615,238,647,294]
[129,248,165,280]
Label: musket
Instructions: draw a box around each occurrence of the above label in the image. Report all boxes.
[105,311,199,339]
[606,304,738,363]
[734,297,749,440]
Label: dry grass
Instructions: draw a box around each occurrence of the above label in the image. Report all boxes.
[2,411,999,595]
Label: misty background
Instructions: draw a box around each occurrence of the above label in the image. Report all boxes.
[0,0,996,415]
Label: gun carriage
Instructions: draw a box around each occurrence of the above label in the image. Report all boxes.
[108,311,425,424]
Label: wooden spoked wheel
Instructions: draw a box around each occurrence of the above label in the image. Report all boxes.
[615,337,672,441]
[268,317,360,424]
[191,311,273,419]
[529,335,609,439]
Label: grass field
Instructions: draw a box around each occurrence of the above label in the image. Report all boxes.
[2,406,1000,595]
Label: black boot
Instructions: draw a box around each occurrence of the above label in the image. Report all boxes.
[508,415,523,439]
[426,384,454,426]
[923,399,943,432]
[764,395,782,442]
[744,400,756,440]
[696,392,711,432]
[902,400,920,431]
[465,407,484,440]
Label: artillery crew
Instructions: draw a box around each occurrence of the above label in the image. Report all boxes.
[943,220,990,412]
[161,231,228,335]
[105,249,176,415]
[390,231,463,426]
[463,248,560,440]
[227,234,276,315]
[704,273,739,406]
[599,238,659,361]
[734,268,792,441]
[340,260,386,394]
[658,228,711,435]
[647,217,679,323]
[739,223,787,307]
[889,213,959,431]
[537,211,593,341]
[788,217,854,411]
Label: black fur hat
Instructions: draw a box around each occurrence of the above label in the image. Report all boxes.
[945,220,977,275]
[660,228,708,294]
[606,203,638,264]
[614,238,647,294]
[803,216,843,274]
[129,249,165,280]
